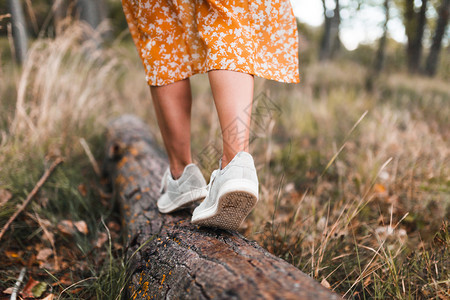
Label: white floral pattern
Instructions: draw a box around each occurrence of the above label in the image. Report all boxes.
[122,0,300,86]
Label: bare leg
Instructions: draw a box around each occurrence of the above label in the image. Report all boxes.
[208,70,254,168]
[150,79,192,179]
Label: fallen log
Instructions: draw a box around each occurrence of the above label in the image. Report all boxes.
[103,115,340,300]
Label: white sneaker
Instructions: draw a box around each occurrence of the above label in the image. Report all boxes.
[157,164,208,213]
[191,152,259,230]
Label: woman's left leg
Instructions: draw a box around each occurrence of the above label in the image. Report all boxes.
[150,79,193,179]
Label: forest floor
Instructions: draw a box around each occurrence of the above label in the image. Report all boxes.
[0,24,449,299]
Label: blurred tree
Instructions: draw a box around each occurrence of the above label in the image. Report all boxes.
[54,0,69,36]
[8,0,28,64]
[51,0,109,39]
[319,0,341,61]
[424,0,449,76]
[76,0,107,30]
[374,0,391,74]
[403,0,429,73]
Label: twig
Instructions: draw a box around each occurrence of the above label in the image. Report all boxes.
[10,267,26,300]
[0,158,63,240]
[79,138,101,177]
[26,212,60,271]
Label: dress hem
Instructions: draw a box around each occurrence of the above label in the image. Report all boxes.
[147,66,300,87]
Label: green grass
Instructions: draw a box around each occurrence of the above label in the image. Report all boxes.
[0,22,449,299]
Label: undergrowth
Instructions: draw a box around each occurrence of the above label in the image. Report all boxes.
[0,23,449,299]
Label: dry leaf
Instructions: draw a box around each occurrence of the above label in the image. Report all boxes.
[78,184,87,197]
[37,248,53,261]
[107,221,121,232]
[21,277,39,298]
[57,220,75,235]
[32,281,47,298]
[5,250,21,259]
[374,183,386,193]
[3,287,13,294]
[113,242,123,250]
[41,230,55,245]
[95,232,108,248]
[42,294,55,300]
[0,188,12,207]
[321,278,331,289]
[363,276,372,287]
[374,184,388,198]
[74,220,89,235]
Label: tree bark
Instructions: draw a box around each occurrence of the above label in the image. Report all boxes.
[366,0,390,91]
[405,0,428,73]
[424,0,450,76]
[319,0,341,61]
[7,0,28,65]
[76,0,101,29]
[374,0,390,74]
[75,0,110,44]
[103,115,341,300]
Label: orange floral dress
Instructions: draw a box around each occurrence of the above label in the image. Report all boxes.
[122,0,300,86]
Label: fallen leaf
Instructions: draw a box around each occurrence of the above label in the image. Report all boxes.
[42,294,55,300]
[41,230,55,245]
[74,220,88,235]
[374,183,388,198]
[3,287,13,294]
[321,278,331,289]
[363,276,372,287]
[107,221,121,232]
[78,184,87,197]
[57,220,75,235]
[39,196,49,207]
[113,242,123,250]
[5,251,21,259]
[0,188,12,207]
[32,281,47,298]
[374,183,386,193]
[37,248,53,261]
[95,232,108,248]
[21,277,39,298]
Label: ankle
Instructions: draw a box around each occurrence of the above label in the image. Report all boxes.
[169,161,191,179]
[221,151,249,169]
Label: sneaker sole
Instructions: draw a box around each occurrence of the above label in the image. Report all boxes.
[158,188,208,213]
[191,180,258,230]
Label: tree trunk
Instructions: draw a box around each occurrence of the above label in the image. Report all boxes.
[374,0,390,74]
[76,0,101,29]
[366,0,390,91]
[103,115,341,300]
[319,0,341,61]
[405,0,428,73]
[75,0,110,44]
[424,0,450,76]
[7,0,28,65]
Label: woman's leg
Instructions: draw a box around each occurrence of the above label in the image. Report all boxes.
[150,78,193,179]
[208,70,254,168]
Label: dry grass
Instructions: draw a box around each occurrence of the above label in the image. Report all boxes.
[0,23,448,299]
[244,63,449,298]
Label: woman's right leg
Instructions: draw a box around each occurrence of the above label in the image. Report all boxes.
[150,78,193,179]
